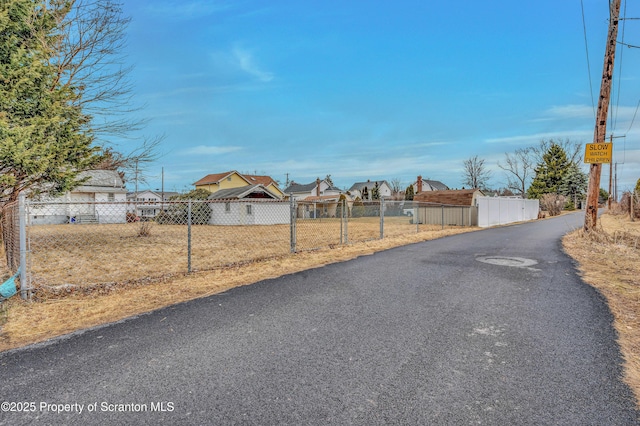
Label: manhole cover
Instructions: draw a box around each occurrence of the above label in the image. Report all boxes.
[476,256,538,268]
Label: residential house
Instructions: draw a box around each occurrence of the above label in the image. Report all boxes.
[284,178,346,218]
[29,170,128,225]
[207,184,289,225]
[193,171,284,199]
[413,175,449,194]
[348,180,392,200]
[127,190,180,220]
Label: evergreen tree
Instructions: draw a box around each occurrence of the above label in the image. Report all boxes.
[404,184,414,200]
[599,188,609,205]
[527,143,570,199]
[559,163,588,207]
[371,182,380,200]
[0,0,98,204]
[0,1,157,206]
[361,186,369,201]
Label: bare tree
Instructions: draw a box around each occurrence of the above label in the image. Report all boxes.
[389,178,404,200]
[47,0,162,183]
[462,155,492,189]
[497,147,534,198]
[48,0,142,140]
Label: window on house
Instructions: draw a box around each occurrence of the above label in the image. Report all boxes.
[108,193,115,202]
[246,204,252,215]
[225,202,231,212]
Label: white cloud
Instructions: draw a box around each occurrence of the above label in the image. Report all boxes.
[232,47,274,82]
[484,130,592,146]
[181,145,243,155]
[544,104,595,120]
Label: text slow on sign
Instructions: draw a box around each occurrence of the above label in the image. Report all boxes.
[584,142,612,164]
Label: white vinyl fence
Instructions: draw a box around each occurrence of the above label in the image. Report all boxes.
[476,197,539,228]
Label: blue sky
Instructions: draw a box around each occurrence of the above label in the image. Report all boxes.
[115,0,640,194]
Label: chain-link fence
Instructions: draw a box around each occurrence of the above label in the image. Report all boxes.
[2,196,477,297]
[1,199,20,272]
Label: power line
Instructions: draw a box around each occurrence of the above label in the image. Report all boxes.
[625,98,640,136]
[581,0,596,119]
[617,40,640,48]
[611,0,627,132]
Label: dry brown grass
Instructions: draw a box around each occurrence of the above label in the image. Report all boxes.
[26,216,434,289]
[563,213,640,407]
[0,225,476,352]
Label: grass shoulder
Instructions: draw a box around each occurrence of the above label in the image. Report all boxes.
[562,212,640,407]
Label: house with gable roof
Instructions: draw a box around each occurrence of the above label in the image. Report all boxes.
[348,180,392,200]
[284,178,347,218]
[193,170,284,199]
[29,170,128,225]
[412,175,449,194]
[126,189,180,220]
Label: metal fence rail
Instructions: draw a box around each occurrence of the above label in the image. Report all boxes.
[1,197,476,298]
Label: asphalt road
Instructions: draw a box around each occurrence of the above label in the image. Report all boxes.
[1,212,638,425]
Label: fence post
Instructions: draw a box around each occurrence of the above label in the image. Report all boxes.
[19,193,29,300]
[379,198,385,239]
[441,204,445,230]
[340,198,343,245]
[187,199,192,273]
[290,197,296,252]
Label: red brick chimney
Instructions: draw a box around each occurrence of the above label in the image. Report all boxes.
[417,175,423,193]
[316,177,321,197]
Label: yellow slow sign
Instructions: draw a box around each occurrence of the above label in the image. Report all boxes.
[584,142,612,164]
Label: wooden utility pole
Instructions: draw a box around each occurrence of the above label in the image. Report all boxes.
[584,0,621,231]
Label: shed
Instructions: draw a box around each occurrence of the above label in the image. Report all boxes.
[207,185,290,225]
[413,189,485,206]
